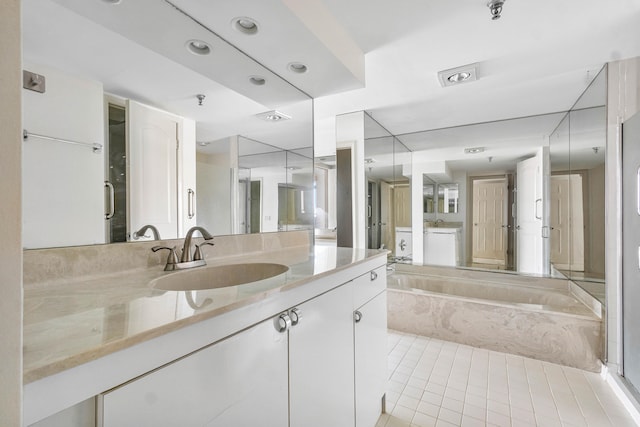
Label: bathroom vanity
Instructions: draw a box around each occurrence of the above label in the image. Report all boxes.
[23,232,388,427]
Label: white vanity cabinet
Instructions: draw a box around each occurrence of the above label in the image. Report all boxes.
[353,267,388,427]
[98,316,289,427]
[289,281,356,427]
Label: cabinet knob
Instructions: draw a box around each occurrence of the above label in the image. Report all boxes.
[290,308,302,326]
[354,310,363,323]
[370,270,378,281]
[276,313,292,332]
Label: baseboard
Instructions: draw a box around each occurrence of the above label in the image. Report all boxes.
[602,364,640,425]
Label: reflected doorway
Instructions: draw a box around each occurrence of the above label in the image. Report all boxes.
[471,177,510,269]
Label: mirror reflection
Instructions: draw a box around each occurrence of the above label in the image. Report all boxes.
[21,0,313,249]
[345,66,606,298]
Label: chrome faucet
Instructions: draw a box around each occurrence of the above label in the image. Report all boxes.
[133,224,160,240]
[152,226,214,271]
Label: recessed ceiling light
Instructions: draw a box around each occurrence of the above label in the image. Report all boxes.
[438,63,478,87]
[101,0,121,4]
[198,141,211,147]
[464,147,485,154]
[365,158,376,164]
[287,62,308,74]
[185,39,211,56]
[249,76,266,86]
[448,72,471,83]
[232,17,259,35]
[256,110,292,122]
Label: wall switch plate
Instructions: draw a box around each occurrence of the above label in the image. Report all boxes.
[23,70,46,93]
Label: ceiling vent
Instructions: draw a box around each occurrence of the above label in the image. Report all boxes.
[438,63,479,87]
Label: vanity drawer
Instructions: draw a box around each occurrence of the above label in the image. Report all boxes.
[353,265,386,308]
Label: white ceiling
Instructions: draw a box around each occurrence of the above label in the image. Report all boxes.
[21,0,640,164]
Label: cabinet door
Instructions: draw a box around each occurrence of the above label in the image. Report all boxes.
[355,290,388,427]
[99,317,288,427]
[289,282,355,427]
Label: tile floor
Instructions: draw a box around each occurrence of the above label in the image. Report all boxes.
[376,330,638,427]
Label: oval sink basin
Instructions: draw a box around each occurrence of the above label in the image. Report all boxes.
[150,263,289,291]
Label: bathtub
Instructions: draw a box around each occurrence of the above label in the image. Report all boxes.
[387,266,603,372]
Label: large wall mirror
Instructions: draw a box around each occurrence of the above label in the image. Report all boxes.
[355,66,606,300]
[21,0,313,249]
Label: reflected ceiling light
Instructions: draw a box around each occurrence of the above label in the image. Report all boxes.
[256,110,292,122]
[487,0,506,20]
[438,63,478,87]
[198,141,211,147]
[287,62,308,74]
[365,158,376,164]
[232,17,259,35]
[464,147,485,154]
[185,39,211,56]
[249,76,266,86]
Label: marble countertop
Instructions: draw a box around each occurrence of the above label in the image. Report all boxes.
[23,245,386,383]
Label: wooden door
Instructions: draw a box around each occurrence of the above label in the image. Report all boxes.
[472,179,507,265]
[394,185,411,227]
[550,174,585,271]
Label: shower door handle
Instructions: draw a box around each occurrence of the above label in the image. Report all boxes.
[104,181,115,220]
[187,188,195,219]
[636,166,640,215]
[535,198,542,220]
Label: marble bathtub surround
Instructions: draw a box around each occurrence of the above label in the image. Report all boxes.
[23,230,386,383]
[387,270,603,372]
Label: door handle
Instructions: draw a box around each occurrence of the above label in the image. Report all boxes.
[637,167,640,215]
[104,181,115,220]
[535,198,542,220]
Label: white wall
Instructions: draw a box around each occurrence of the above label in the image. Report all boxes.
[250,167,289,232]
[196,151,231,235]
[22,63,105,248]
[0,2,23,425]
[606,57,640,371]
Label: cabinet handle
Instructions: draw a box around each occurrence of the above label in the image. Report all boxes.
[276,313,292,333]
[290,308,302,326]
[370,270,378,281]
[354,310,363,323]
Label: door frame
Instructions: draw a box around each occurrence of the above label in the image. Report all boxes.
[470,176,509,266]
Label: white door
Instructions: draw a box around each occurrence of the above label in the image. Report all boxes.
[127,100,179,240]
[472,179,507,265]
[516,150,544,274]
[289,282,355,427]
[550,174,585,271]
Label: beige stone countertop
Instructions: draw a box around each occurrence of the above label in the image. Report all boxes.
[23,245,386,384]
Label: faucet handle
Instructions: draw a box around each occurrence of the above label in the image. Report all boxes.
[193,241,215,261]
[152,245,179,270]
